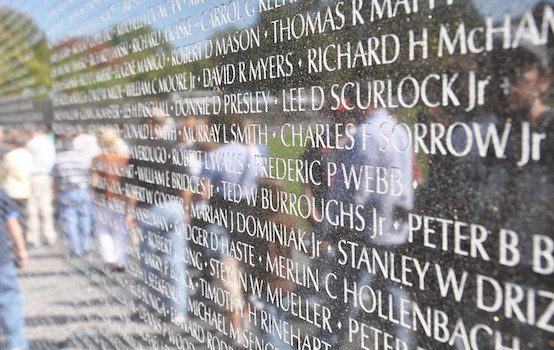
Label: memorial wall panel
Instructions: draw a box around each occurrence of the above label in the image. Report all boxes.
[0,0,552,349]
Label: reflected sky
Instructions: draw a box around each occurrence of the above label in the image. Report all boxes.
[0,0,547,43]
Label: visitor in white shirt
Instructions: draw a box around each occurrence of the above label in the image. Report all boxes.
[25,123,57,246]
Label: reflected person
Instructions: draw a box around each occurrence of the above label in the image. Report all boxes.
[91,127,129,270]
[493,36,554,268]
[0,130,33,238]
[124,108,189,323]
[200,114,264,340]
[248,178,295,350]
[51,127,92,256]
[0,188,29,350]
[25,122,57,247]
[317,102,414,348]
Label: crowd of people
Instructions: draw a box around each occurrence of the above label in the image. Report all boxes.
[0,123,57,350]
[0,121,129,349]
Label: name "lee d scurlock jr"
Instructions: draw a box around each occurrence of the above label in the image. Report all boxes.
[326,70,488,112]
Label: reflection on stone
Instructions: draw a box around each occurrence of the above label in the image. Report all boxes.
[0,0,551,349]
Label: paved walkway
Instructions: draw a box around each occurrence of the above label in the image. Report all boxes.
[17,244,153,350]
[16,244,318,349]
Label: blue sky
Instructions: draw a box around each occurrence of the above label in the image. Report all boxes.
[0,0,548,44]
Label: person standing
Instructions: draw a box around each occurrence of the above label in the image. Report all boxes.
[0,188,29,350]
[91,127,129,269]
[124,108,190,322]
[51,130,92,257]
[317,106,414,348]
[0,130,33,236]
[199,115,264,338]
[72,126,100,165]
[25,123,57,247]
